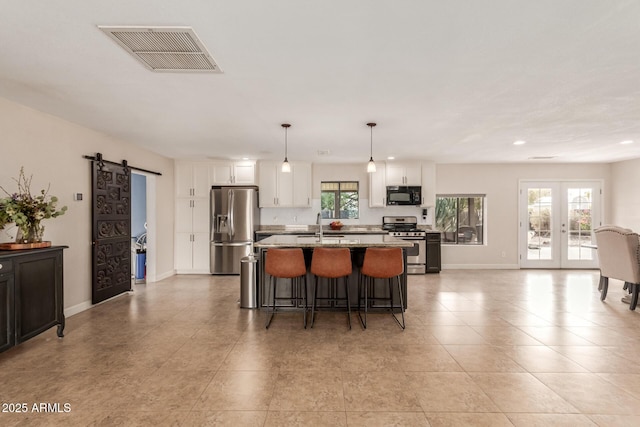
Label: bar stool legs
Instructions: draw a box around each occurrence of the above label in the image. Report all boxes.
[390,275,405,329]
[264,248,308,329]
[358,247,406,330]
[310,247,353,330]
[265,274,308,329]
[311,276,351,329]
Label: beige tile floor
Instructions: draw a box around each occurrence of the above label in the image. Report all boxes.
[2,270,640,426]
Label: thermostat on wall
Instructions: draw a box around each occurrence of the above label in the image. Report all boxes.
[73,193,83,201]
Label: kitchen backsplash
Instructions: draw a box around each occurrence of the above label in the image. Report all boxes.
[259,199,433,226]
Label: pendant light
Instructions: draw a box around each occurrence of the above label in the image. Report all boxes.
[281,123,291,173]
[366,122,377,173]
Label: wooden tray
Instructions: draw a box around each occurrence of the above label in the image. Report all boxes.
[0,241,52,250]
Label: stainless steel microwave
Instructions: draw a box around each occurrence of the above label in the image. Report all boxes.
[386,186,422,206]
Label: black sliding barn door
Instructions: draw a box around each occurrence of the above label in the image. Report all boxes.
[91,161,132,304]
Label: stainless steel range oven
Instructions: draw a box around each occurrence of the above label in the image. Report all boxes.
[382,216,426,274]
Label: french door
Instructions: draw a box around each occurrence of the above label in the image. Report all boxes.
[519,181,602,269]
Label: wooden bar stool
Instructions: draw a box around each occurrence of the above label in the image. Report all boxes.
[310,247,353,329]
[358,247,405,330]
[264,248,308,329]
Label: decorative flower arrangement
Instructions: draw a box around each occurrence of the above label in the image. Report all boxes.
[0,167,68,243]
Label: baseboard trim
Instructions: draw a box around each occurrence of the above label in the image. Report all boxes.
[64,300,92,317]
[175,269,211,275]
[442,264,520,270]
[154,270,176,281]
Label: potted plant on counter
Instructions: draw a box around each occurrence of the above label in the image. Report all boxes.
[0,167,67,247]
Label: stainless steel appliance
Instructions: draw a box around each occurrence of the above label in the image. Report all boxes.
[210,186,260,274]
[386,186,422,206]
[382,215,426,274]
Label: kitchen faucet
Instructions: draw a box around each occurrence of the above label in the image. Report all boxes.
[316,212,323,240]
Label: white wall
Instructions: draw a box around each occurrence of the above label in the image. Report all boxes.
[437,163,611,268]
[610,158,640,230]
[0,97,175,313]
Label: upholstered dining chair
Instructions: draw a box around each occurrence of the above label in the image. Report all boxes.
[594,225,640,310]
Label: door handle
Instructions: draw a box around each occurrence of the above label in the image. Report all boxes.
[228,189,235,238]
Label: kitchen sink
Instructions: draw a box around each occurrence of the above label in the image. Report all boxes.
[296,235,359,244]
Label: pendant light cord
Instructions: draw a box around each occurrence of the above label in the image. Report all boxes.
[367,122,376,161]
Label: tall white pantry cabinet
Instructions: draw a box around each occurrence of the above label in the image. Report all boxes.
[174,160,256,273]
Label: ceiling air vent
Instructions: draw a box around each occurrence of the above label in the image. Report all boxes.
[98,26,222,73]
[528,156,556,160]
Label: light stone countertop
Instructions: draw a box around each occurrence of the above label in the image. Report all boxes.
[254,234,413,248]
[256,225,387,235]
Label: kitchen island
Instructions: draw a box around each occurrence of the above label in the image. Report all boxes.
[254,234,413,311]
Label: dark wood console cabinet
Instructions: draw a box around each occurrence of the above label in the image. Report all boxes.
[0,246,66,353]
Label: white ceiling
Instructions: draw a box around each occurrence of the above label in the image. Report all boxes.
[1,0,639,164]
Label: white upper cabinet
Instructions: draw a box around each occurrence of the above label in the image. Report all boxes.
[211,161,256,185]
[291,162,311,207]
[211,162,233,185]
[258,161,311,208]
[257,161,278,207]
[176,162,211,198]
[404,164,422,186]
[368,167,386,208]
[385,164,404,186]
[421,161,436,207]
[233,163,256,184]
[386,162,421,186]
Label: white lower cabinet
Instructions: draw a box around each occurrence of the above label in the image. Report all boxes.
[175,197,210,273]
[175,232,210,273]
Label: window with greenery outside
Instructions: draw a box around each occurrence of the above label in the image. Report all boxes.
[321,182,359,219]
[435,195,484,244]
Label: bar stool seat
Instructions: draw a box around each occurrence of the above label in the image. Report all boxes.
[264,248,308,329]
[310,247,353,329]
[358,247,405,329]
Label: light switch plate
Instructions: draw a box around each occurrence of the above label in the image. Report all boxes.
[73,193,83,201]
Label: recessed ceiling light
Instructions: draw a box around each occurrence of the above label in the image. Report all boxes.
[242,157,249,160]
[513,140,526,145]
[387,156,395,160]
[620,140,634,145]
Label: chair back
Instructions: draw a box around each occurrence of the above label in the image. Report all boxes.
[311,247,352,278]
[595,225,640,284]
[265,248,307,278]
[361,247,404,279]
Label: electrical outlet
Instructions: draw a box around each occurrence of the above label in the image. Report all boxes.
[501,251,506,258]
[293,216,297,223]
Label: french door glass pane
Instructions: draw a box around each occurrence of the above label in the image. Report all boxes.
[566,187,594,260]
[527,188,552,260]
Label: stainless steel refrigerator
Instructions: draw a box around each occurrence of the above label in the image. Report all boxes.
[210,186,260,274]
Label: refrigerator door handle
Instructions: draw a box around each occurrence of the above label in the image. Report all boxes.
[211,242,252,247]
[228,189,235,239]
